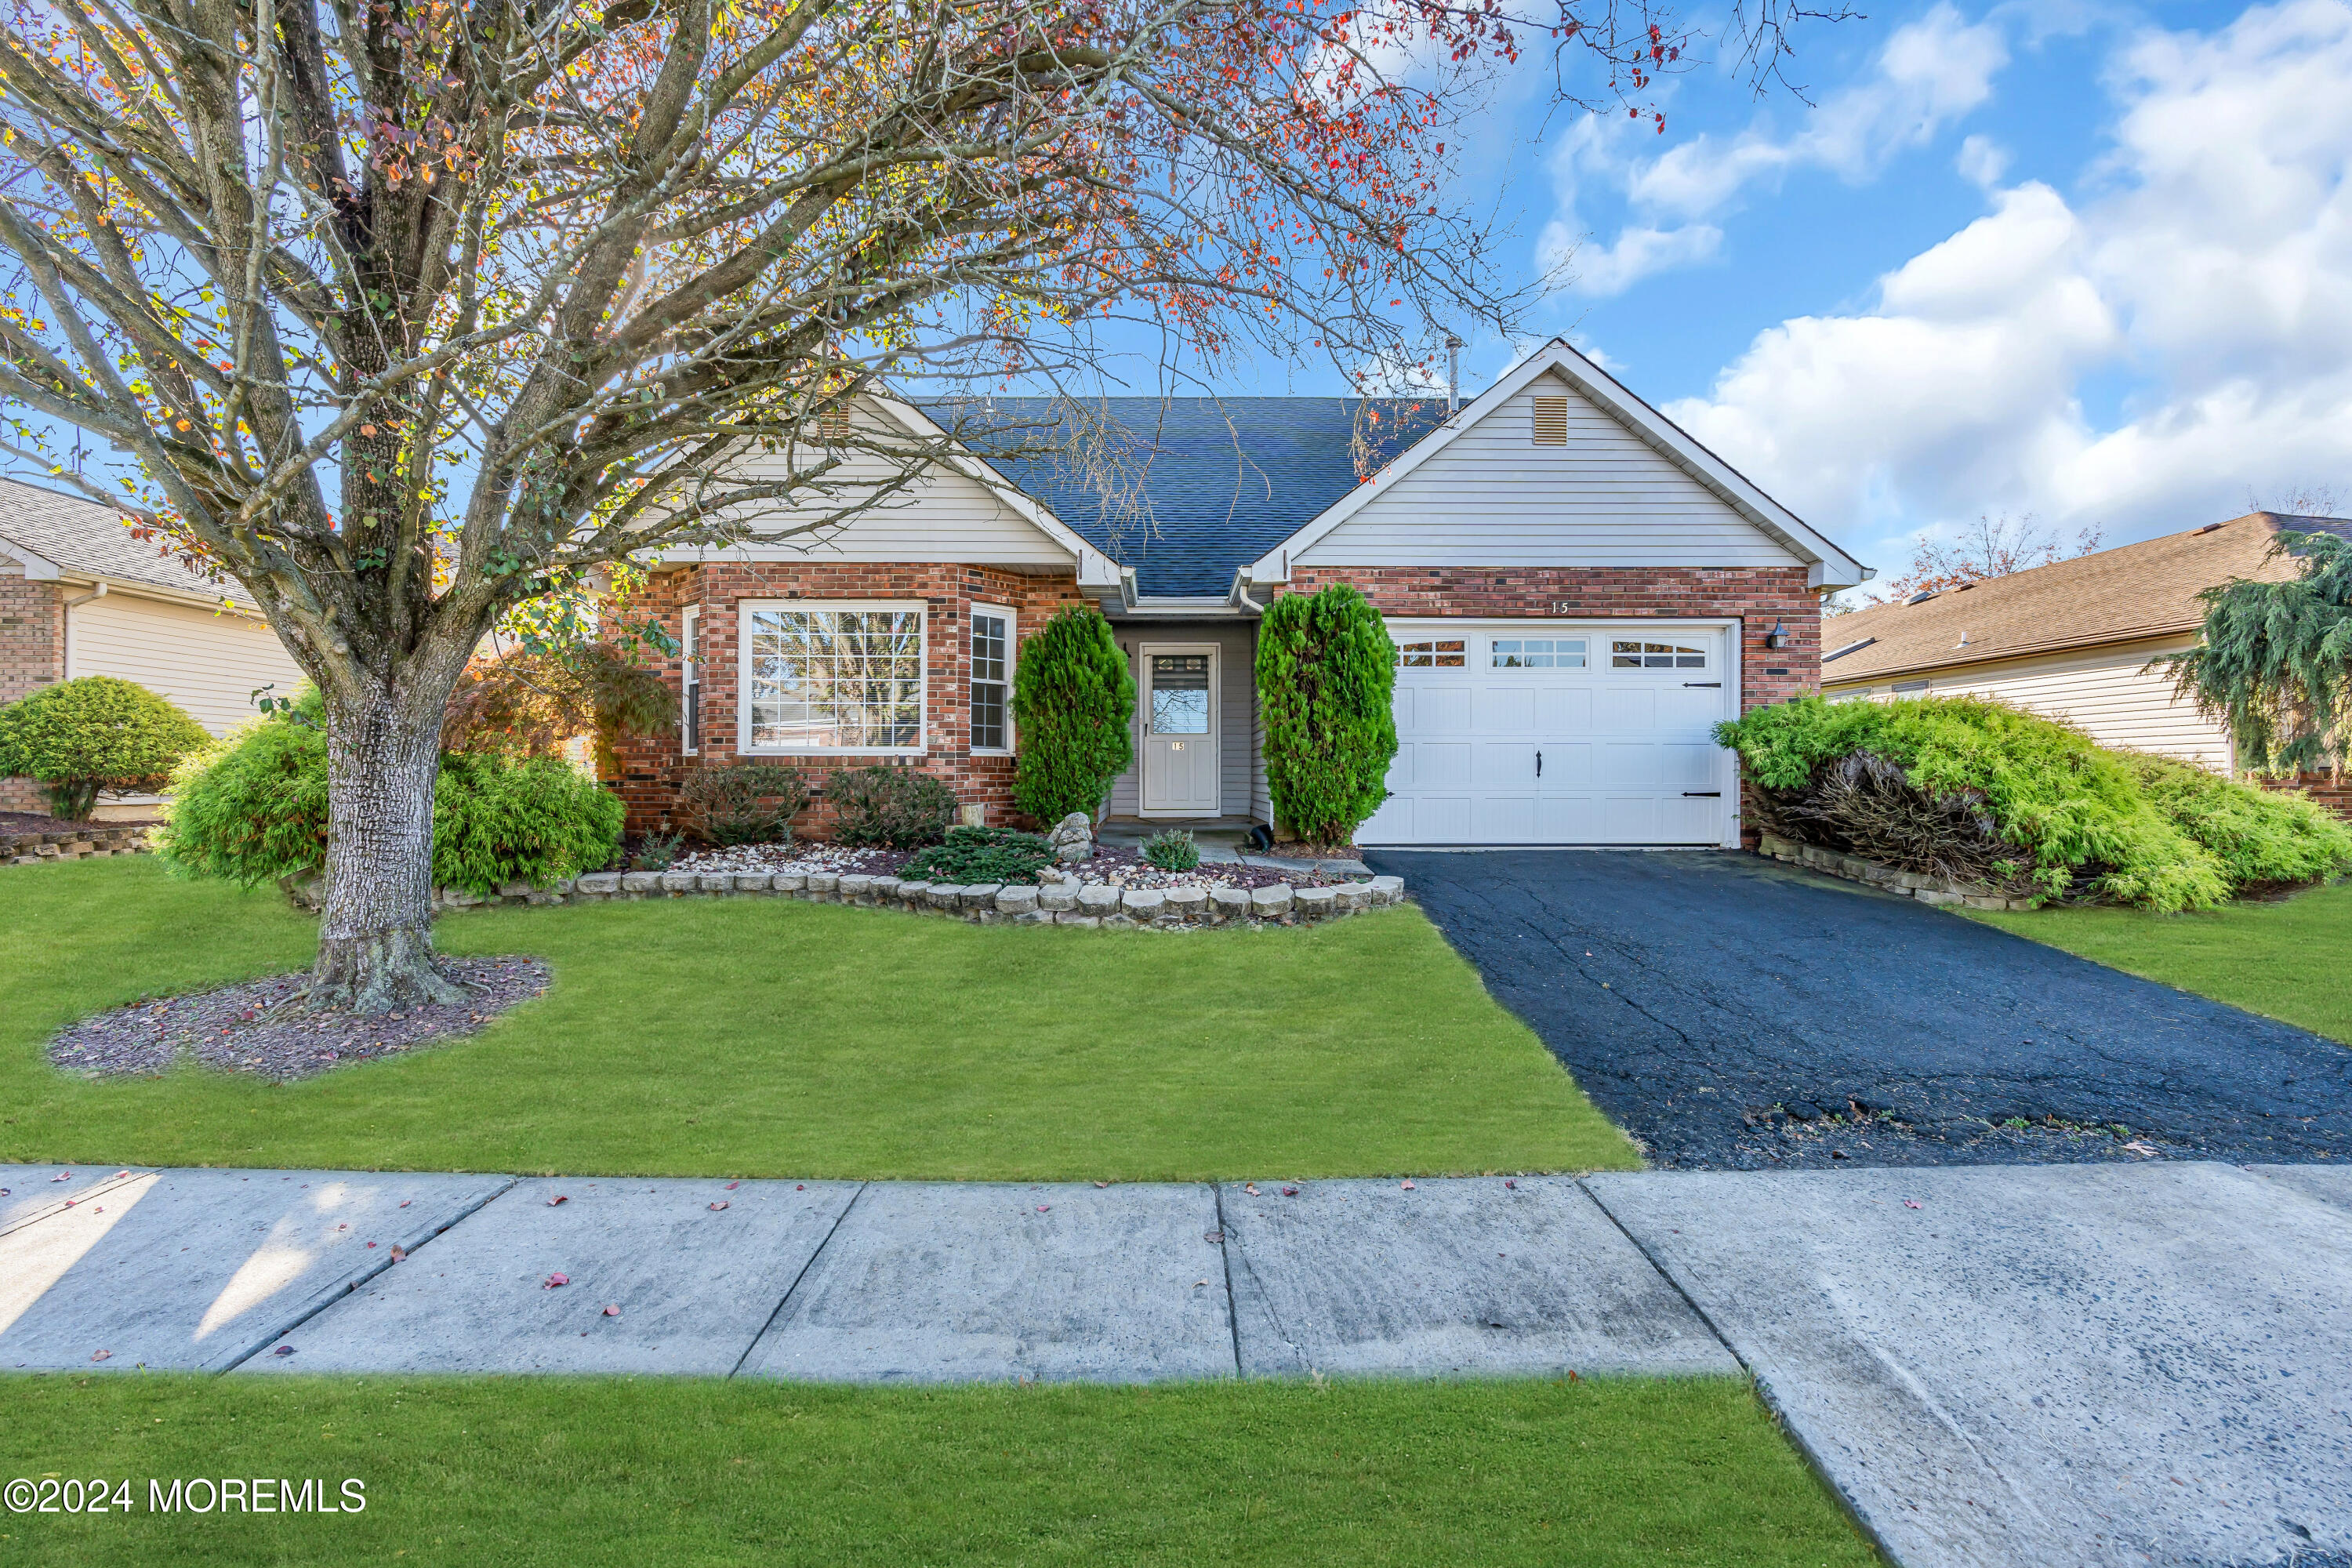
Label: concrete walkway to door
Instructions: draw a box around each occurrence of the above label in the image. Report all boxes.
[5,1159,2350,1567]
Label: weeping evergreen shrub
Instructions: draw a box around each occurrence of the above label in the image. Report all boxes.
[1011,606,1133,824]
[1256,583,1398,846]
[1717,695,2352,909]
[2162,529,2352,775]
[0,675,210,819]
[162,687,622,894]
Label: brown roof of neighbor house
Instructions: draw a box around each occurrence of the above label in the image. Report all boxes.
[1820,512,2352,685]
[0,476,224,597]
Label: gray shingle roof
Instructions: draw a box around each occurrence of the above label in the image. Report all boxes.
[0,477,222,595]
[923,397,1449,597]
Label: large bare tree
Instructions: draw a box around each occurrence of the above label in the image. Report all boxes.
[0,0,1810,1010]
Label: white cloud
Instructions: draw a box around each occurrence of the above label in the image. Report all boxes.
[1545,4,2012,294]
[1956,133,2010,189]
[1664,0,2352,567]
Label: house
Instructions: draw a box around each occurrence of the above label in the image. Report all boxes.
[616,339,1869,848]
[0,477,306,816]
[1820,511,2352,775]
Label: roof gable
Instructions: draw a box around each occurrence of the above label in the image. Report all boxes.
[1247,339,1866,590]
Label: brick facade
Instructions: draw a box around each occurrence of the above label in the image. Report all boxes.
[612,561,1091,834]
[0,561,63,812]
[1282,565,1824,716]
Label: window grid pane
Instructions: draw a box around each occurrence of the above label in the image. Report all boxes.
[1610,639,1707,670]
[1396,638,1468,669]
[747,608,923,749]
[1490,637,1588,670]
[970,611,1009,750]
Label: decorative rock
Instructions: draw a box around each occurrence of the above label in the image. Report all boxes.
[962,883,1004,910]
[1057,913,1102,927]
[498,880,532,900]
[838,874,874,903]
[734,873,772,892]
[771,873,808,894]
[1331,882,1369,913]
[698,873,733,895]
[574,873,622,896]
[1013,908,1056,924]
[1038,884,1079,913]
[1121,887,1166,919]
[1963,894,2011,911]
[1915,887,1965,908]
[1101,913,1140,929]
[444,887,485,908]
[927,883,965,909]
[1250,884,1294,919]
[1294,886,1339,919]
[1163,886,1207,920]
[1210,886,1254,922]
[619,871,663,895]
[656,871,695,896]
[869,877,902,904]
[1047,811,1094,865]
[1367,875,1404,906]
[894,880,927,906]
[1077,884,1122,916]
[806,871,839,898]
[996,885,1040,914]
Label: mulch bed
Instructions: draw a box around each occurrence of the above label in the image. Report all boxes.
[49,957,551,1083]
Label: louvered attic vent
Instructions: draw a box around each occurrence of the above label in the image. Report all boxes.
[816,405,852,441]
[1530,396,1568,445]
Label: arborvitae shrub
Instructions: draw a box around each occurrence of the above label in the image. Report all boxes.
[1011,607,1134,825]
[1256,584,1398,846]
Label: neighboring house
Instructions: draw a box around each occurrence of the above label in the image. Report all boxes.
[616,339,1868,848]
[1820,511,2352,775]
[0,477,305,816]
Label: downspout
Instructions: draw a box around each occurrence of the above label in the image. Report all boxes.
[58,579,107,678]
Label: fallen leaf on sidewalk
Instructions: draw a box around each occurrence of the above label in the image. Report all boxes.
[389,1245,407,1262]
[1504,1180,1516,1189]
[1399,1180,1415,1191]
[1036,1205,1051,1213]
[708,1201,729,1211]
[725,1181,739,1190]
[548,1195,568,1206]
[51,1171,71,1182]
[273,1345,295,1357]
[91,1349,111,1361]
[398,1200,410,1208]
[545,1272,569,1288]
[603,1304,622,1317]
[1903,1200,1922,1210]
[1093,1181,1109,1188]
[1243,1183,1261,1196]
[1282,1186,1299,1196]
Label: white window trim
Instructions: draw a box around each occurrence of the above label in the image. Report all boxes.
[735,597,929,757]
[968,601,1017,755]
[680,604,702,757]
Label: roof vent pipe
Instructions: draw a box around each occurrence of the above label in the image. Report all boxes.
[1445,334,1464,415]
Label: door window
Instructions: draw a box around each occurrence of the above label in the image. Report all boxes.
[1490,637,1588,669]
[1611,640,1708,670]
[1149,655,1210,735]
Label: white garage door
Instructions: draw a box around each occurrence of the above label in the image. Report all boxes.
[1357,622,1738,847]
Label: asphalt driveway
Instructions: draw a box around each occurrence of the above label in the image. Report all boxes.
[1369,849,2352,1169]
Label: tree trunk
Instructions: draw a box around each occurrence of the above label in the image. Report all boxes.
[307,685,471,1013]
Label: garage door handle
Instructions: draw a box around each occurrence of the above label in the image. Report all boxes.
[1535,750,1541,778]
[1683,681,1721,688]
[1682,791,1721,797]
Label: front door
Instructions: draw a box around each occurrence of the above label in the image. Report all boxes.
[1141,646,1219,815]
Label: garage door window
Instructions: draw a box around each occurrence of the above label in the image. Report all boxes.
[1396,638,1467,668]
[1612,640,1708,670]
[1490,637,1587,670]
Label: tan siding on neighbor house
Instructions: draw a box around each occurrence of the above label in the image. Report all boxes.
[1294,373,1806,571]
[66,590,307,735]
[1825,636,2231,771]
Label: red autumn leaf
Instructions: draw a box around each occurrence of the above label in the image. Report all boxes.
[545,1272,570,1287]
[709,1201,729,1210]
[602,1304,621,1317]
[548,1195,568,1206]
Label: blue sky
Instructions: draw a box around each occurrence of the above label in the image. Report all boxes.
[1226,0,2352,590]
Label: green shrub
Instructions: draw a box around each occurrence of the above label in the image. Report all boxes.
[432,751,625,893]
[1718,696,2229,910]
[828,765,958,848]
[677,761,811,845]
[1257,584,1398,846]
[0,675,212,819]
[632,829,684,872]
[1011,607,1134,823]
[162,691,623,894]
[904,825,1054,885]
[2118,753,2352,889]
[1142,827,1200,871]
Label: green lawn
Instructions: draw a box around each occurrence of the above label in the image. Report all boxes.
[1969,877,2352,1044]
[0,1374,1875,1567]
[2,857,1633,1179]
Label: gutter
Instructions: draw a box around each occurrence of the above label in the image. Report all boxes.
[1820,624,2205,686]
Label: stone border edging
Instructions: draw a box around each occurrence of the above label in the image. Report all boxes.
[5,825,154,866]
[429,868,1409,927]
[1757,831,2036,911]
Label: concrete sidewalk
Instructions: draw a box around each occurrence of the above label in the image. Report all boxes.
[4,1160,2348,1567]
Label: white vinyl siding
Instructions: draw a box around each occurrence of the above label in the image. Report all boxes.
[64,590,304,735]
[1294,373,1803,570]
[707,411,1076,568]
[1824,637,2231,771]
